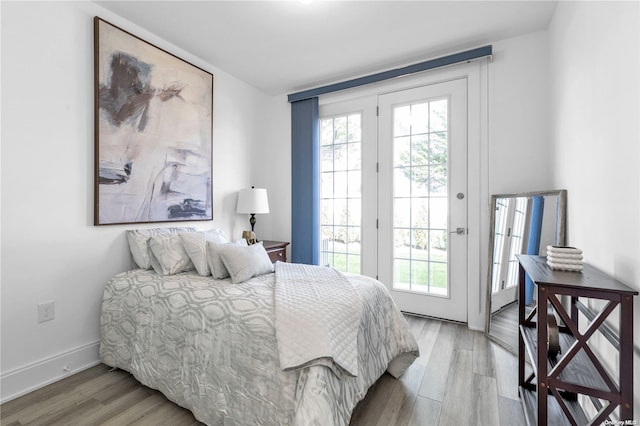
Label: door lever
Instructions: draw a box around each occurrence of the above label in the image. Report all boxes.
[450,227,466,235]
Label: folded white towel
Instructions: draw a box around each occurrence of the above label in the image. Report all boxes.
[547,255,583,265]
[547,245,583,255]
[545,252,583,260]
[547,260,583,272]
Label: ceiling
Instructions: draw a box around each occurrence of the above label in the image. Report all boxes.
[95,1,558,95]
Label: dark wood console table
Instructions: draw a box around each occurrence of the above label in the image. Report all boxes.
[516,254,637,425]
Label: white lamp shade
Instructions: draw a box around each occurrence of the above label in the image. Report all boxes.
[236,188,269,214]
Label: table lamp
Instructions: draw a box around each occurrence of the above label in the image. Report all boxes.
[236,187,269,235]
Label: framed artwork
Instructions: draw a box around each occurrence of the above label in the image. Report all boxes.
[94,17,213,225]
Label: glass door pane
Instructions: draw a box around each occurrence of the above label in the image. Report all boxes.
[319,113,362,273]
[392,98,449,295]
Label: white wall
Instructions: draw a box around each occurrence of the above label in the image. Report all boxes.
[252,94,292,245]
[488,31,553,194]
[0,1,270,401]
[549,0,640,415]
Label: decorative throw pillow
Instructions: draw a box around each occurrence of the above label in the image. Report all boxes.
[218,242,274,284]
[127,227,196,269]
[180,229,228,276]
[206,238,248,279]
[148,233,195,275]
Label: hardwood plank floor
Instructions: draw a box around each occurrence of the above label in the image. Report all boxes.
[1,315,524,425]
[488,302,519,350]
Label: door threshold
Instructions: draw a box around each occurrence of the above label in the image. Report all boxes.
[402,311,468,326]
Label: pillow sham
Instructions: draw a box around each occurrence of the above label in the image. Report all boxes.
[148,233,195,276]
[206,238,248,279]
[127,227,196,269]
[180,229,228,276]
[218,242,274,284]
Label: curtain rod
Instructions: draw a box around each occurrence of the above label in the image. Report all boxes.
[287,45,492,103]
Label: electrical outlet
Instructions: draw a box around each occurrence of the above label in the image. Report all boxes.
[37,301,55,323]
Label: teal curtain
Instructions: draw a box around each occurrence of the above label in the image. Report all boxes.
[525,196,544,304]
[290,97,319,264]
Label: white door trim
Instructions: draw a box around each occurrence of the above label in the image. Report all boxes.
[319,60,489,330]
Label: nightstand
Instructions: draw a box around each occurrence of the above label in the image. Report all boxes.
[261,240,289,263]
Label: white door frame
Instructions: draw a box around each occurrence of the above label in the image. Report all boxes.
[319,60,488,330]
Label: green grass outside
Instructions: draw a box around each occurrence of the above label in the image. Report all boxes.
[325,242,448,292]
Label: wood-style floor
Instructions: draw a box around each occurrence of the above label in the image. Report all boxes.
[1,315,525,426]
[487,302,519,351]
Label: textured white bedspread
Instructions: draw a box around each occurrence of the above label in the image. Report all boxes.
[275,262,362,377]
[100,269,419,426]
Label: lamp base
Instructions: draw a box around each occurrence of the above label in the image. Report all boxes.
[249,214,256,232]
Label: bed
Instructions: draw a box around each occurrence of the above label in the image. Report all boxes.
[99,228,419,426]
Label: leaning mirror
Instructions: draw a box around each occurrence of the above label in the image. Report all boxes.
[485,190,567,353]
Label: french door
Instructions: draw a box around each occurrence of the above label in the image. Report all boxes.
[378,79,468,322]
[319,78,469,322]
[319,97,378,279]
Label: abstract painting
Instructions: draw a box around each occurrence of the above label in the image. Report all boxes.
[94,17,213,225]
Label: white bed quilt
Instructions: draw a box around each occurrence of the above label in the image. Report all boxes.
[275,262,362,377]
[99,268,419,426]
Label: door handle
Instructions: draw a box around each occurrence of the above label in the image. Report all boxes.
[450,227,466,235]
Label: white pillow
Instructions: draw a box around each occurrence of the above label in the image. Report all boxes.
[218,242,274,284]
[206,238,248,279]
[180,229,228,276]
[127,227,196,269]
[148,233,195,275]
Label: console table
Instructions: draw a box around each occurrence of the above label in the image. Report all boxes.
[516,255,637,425]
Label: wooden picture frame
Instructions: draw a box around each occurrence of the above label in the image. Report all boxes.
[94,17,213,225]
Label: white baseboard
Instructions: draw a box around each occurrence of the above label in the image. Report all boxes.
[0,340,101,404]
